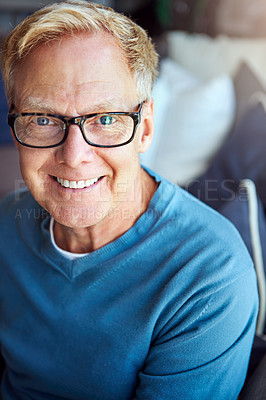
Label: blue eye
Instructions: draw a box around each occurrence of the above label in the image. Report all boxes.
[35,117,52,126]
[98,115,115,126]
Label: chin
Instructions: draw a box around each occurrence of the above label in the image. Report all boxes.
[48,203,110,229]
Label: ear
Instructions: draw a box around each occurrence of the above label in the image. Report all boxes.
[138,100,154,154]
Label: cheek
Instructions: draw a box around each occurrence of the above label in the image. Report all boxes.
[107,145,139,174]
[110,148,140,194]
[98,147,137,198]
[19,151,36,177]
[17,148,49,185]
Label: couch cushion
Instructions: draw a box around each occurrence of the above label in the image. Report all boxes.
[167,31,266,87]
[141,58,235,185]
[187,102,266,208]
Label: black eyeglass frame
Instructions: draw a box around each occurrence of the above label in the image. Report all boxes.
[7,103,143,149]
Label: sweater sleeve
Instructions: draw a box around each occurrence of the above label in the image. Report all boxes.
[134,256,258,400]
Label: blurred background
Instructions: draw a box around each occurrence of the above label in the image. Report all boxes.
[2,0,266,39]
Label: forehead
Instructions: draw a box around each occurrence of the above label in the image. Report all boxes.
[13,32,138,112]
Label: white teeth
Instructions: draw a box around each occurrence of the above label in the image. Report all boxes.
[57,177,99,189]
[69,181,77,189]
[77,181,85,189]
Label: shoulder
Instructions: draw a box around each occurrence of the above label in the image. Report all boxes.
[147,173,255,291]
[0,188,34,212]
[0,189,28,217]
[0,189,47,229]
[154,173,246,252]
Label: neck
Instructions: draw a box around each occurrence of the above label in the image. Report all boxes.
[53,168,158,253]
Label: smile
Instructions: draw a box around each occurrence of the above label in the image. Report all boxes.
[56,177,100,189]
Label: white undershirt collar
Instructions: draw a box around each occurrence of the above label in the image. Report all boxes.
[50,218,89,260]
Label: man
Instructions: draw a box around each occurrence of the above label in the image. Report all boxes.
[0,1,258,399]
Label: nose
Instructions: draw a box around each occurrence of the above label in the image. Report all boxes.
[55,123,95,167]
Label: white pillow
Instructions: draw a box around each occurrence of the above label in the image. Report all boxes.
[167,31,266,87]
[141,58,236,186]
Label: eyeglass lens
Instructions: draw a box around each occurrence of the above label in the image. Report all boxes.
[14,113,135,147]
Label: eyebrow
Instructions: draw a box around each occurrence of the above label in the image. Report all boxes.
[20,98,128,115]
[20,98,56,113]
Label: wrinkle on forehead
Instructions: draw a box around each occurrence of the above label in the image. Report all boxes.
[20,80,114,97]
[19,93,131,115]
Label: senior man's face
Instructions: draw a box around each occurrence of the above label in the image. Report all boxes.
[11,32,154,230]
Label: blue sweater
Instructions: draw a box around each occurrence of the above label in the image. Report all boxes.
[0,172,258,399]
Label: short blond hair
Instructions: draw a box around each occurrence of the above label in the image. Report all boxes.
[1,0,159,103]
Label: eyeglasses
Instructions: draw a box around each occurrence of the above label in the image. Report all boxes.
[8,103,143,149]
